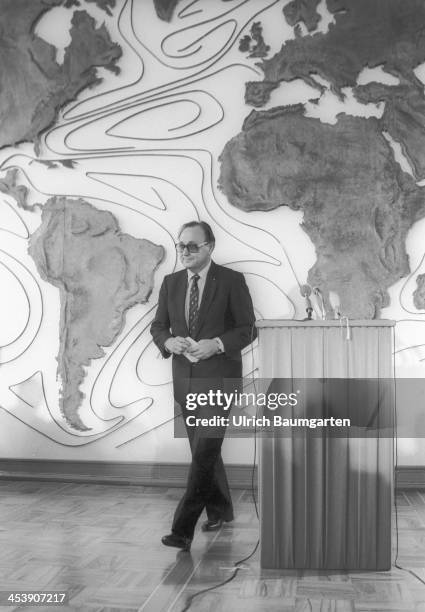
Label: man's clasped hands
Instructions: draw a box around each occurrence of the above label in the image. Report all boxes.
[164,337,219,360]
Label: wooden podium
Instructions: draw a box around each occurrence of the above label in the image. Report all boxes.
[256,320,395,570]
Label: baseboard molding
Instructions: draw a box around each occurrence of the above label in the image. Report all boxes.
[0,459,257,489]
[396,466,425,489]
[0,460,423,489]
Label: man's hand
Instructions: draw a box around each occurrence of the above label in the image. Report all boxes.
[188,339,219,360]
[165,336,190,354]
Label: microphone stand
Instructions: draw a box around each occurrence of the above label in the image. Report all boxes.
[300,284,313,320]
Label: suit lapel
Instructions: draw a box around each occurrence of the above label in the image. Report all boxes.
[194,261,217,337]
[175,270,189,336]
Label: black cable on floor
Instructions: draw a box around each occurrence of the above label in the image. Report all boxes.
[179,539,260,612]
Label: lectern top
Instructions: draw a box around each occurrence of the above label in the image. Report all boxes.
[255,319,396,328]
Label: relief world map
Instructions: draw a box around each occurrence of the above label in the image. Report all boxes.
[2,0,425,429]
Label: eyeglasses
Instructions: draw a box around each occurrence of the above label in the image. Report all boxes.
[175,241,209,253]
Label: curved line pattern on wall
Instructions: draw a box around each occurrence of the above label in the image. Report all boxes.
[0,199,29,239]
[2,0,369,448]
[45,63,260,155]
[137,0,280,70]
[60,0,270,121]
[0,250,43,364]
[178,0,202,20]
[398,249,425,315]
[8,371,128,440]
[0,260,30,348]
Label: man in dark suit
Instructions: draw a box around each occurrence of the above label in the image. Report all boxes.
[150,221,256,551]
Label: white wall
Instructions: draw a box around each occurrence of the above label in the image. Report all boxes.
[0,0,424,466]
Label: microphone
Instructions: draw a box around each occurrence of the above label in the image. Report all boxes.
[300,284,313,320]
[313,287,326,320]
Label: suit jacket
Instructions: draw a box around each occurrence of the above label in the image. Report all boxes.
[150,261,256,408]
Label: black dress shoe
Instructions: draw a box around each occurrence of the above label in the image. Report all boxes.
[201,519,228,532]
[161,533,192,551]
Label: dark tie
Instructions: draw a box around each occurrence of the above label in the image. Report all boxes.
[188,274,200,338]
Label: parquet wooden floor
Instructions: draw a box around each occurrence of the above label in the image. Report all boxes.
[0,481,424,612]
